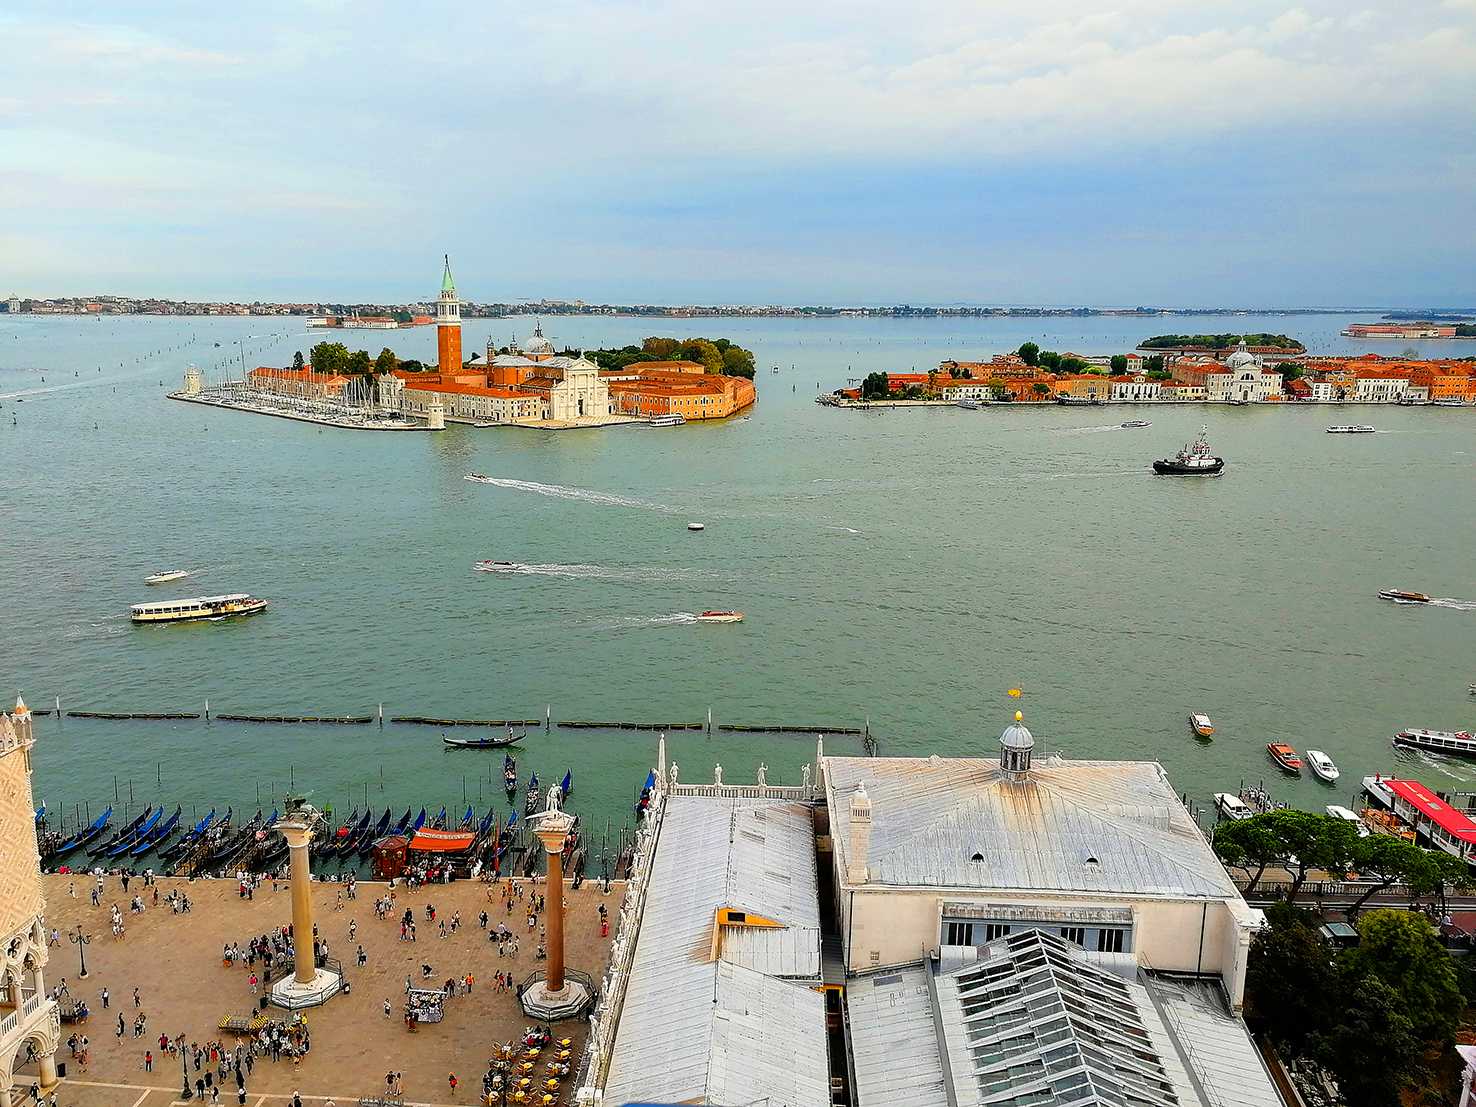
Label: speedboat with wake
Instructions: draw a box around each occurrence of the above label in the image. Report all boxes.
[145,570,190,584]
[697,611,744,623]
[1327,425,1375,434]
[475,561,523,572]
[1378,589,1430,603]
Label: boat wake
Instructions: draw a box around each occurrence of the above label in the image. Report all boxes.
[464,474,670,511]
[481,562,711,583]
[600,612,701,628]
[825,526,861,534]
[1430,598,1476,611]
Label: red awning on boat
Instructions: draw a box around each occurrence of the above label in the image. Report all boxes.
[407,829,475,853]
[1385,779,1476,844]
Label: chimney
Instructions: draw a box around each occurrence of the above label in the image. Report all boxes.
[847,783,871,885]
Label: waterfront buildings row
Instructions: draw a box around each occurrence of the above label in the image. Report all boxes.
[838,340,1476,405]
[586,715,1278,1106]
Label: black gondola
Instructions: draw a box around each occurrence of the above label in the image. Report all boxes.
[358,808,394,856]
[443,732,522,749]
[88,806,153,857]
[50,808,112,857]
[504,754,517,796]
[431,806,448,831]
[160,809,218,861]
[525,773,541,816]
[131,805,183,856]
[106,807,164,858]
[334,809,372,857]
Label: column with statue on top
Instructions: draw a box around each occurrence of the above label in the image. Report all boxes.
[519,785,594,1022]
[267,798,342,1009]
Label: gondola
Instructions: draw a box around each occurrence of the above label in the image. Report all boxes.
[560,770,572,801]
[107,807,164,858]
[636,770,656,816]
[160,809,216,861]
[324,808,358,858]
[393,807,413,833]
[88,806,153,857]
[443,732,523,749]
[335,809,372,857]
[50,808,113,858]
[561,813,581,861]
[358,808,395,856]
[211,809,265,863]
[504,755,517,797]
[525,774,541,816]
[412,808,427,833]
[457,806,475,831]
[130,805,183,856]
[431,806,449,831]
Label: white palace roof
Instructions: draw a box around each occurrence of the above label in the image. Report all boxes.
[825,755,1238,899]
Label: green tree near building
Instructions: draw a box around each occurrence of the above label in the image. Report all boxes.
[1346,908,1464,1046]
[860,372,890,400]
[308,341,349,376]
[1110,354,1128,373]
[374,348,398,375]
[292,351,305,371]
[721,346,756,379]
[1017,342,1040,367]
[1032,382,1050,396]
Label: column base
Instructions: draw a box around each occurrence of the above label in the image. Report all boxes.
[520,978,593,1022]
[268,968,342,1010]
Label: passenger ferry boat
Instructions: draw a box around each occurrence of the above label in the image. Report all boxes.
[1267,743,1303,773]
[649,414,686,427]
[1152,426,1224,475]
[1392,728,1476,758]
[131,594,267,624]
[1378,589,1430,603]
[1327,425,1375,434]
[1363,775,1476,862]
[696,611,744,623]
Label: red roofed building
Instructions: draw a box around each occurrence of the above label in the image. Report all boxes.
[1366,776,1476,863]
[248,366,353,398]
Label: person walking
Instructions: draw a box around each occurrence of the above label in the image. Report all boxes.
[448,1071,457,1096]
[144,1051,153,1072]
[101,988,110,1009]
[134,987,141,1008]
[383,998,392,1018]
[116,1014,125,1039]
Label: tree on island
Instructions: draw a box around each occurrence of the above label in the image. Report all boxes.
[375,348,398,375]
[1110,354,1128,373]
[860,372,889,400]
[1138,333,1304,351]
[1032,382,1050,396]
[1279,361,1306,382]
[308,341,349,376]
[583,336,756,379]
[292,351,305,371]
[1017,342,1039,367]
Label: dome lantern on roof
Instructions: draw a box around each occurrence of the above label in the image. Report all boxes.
[1000,710,1034,780]
[1225,339,1257,370]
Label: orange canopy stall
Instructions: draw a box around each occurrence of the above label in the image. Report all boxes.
[407,829,476,853]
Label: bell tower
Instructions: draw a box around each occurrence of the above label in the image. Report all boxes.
[436,255,461,374]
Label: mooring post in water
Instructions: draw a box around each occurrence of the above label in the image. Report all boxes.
[157,762,161,785]
[205,699,210,722]
[546,704,551,730]
[707,707,712,734]
[56,695,61,716]
[114,776,118,803]
[378,703,383,727]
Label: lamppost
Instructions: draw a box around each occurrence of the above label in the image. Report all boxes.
[180,1040,193,1100]
[67,929,91,979]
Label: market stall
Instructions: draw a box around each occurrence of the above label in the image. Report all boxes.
[406,988,444,1025]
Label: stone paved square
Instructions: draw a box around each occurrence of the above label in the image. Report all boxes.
[31,873,619,1107]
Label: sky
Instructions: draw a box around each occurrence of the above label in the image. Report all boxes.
[1,0,1474,307]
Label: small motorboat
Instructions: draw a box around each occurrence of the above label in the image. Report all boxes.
[1326,425,1375,434]
[1327,805,1370,837]
[1153,426,1224,475]
[1120,420,1151,429]
[1378,589,1430,603]
[687,523,705,531]
[1189,713,1214,738]
[472,421,495,428]
[145,570,190,584]
[1305,749,1340,783]
[1214,793,1253,821]
[957,399,979,410]
[1267,743,1303,773]
[475,561,521,572]
[697,611,744,623]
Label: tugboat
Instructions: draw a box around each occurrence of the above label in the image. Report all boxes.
[1153,426,1223,474]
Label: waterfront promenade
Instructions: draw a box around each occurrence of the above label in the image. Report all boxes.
[28,874,618,1107]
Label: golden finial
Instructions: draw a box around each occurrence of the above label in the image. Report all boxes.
[1015,710,1023,722]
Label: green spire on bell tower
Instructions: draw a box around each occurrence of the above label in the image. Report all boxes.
[441,254,455,293]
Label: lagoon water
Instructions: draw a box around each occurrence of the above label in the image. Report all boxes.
[2,310,1473,854]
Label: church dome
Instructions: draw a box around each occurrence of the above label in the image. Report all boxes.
[524,323,555,355]
[1225,340,1256,370]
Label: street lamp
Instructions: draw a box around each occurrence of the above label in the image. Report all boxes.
[180,1041,194,1100]
[67,929,91,979]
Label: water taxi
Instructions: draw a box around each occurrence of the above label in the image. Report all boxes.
[1392,728,1476,758]
[1214,792,1253,821]
[1153,426,1224,475]
[696,611,744,623]
[649,414,686,427]
[1121,420,1151,429]
[956,399,979,410]
[687,523,705,532]
[1305,749,1340,782]
[131,594,266,624]
[474,561,521,572]
[1189,712,1214,738]
[1267,743,1303,774]
[1378,589,1430,603]
[145,570,190,584]
[1327,425,1375,434]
